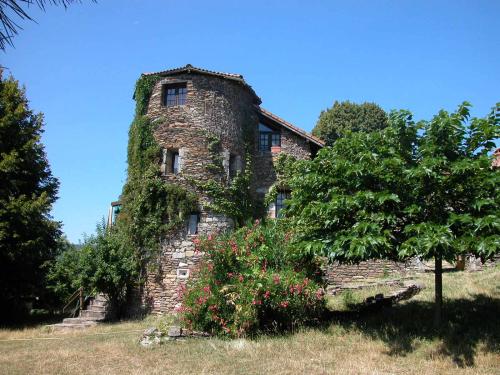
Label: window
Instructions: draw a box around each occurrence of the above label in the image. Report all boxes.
[188,213,200,235]
[275,191,290,218]
[259,123,280,152]
[163,83,187,107]
[161,148,180,175]
[172,151,179,174]
[229,154,238,178]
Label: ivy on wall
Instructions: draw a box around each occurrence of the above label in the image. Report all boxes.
[194,118,262,227]
[264,153,297,209]
[119,75,198,265]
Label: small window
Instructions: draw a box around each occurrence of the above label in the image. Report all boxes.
[258,123,280,152]
[177,269,189,279]
[172,151,179,174]
[275,191,290,218]
[229,154,238,178]
[161,148,180,175]
[163,83,187,107]
[188,213,200,235]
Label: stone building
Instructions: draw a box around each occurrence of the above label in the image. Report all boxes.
[128,65,324,313]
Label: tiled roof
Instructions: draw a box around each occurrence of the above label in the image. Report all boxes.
[142,64,261,103]
[257,106,325,147]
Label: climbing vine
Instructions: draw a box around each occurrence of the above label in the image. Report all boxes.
[194,118,261,227]
[264,153,297,208]
[119,74,198,264]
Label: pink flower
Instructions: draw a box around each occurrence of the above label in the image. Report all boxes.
[280,301,289,308]
[264,290,271,299]
[315,288,324,300]
[203,285,211,294]
[227,272,234,278]
[303,278,310,286]
[273,274,280,285]
[208,234,213,241]
[238,275,244,282]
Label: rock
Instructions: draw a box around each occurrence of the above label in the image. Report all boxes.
[168,326,182,337]
[143,327,158,336]
[139,327,163,347]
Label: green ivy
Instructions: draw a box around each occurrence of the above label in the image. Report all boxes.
[194,118,260,227]
[119,74,198,265]
[264,153,297,208]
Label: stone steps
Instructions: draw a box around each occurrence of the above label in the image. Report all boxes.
[47,294,109,332]
[80,309,106,320]
[50,320,98,332]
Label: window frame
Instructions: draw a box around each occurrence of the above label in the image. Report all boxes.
[163,82,188,107]
[275,191,290,218]
[188,213,200,235]
[258,123,281,152]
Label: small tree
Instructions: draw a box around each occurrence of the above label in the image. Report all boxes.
[0,71,61,321]
[47,222,139,315]
[312,100,388,145]
[287,102,499,327]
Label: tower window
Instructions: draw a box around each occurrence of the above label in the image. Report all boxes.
[172,151,179,174]
[163,83,187,107]
[275,191,290,218]
[188,213,200,235]
[161,148,181,175]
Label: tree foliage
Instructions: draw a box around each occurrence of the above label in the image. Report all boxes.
[47,222,138,312]
[312,100,388,145]
[0,71,61,320]
[287,102,499,326]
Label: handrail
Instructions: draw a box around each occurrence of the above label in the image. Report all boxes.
[63,287,83,314]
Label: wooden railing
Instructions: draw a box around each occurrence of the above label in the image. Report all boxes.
[63,287,83,315]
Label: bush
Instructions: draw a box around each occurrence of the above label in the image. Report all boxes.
[180,220,326,337]
[47,222,138,316]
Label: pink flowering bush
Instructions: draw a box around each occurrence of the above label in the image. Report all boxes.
[181,220,326,337]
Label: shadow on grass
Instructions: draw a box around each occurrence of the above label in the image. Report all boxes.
[0,311,65,330]
[325,294,500,367]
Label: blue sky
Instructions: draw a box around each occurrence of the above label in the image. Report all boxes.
[2,0,499,243]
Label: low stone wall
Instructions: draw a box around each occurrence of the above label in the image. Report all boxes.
[325,254,500,295]
[325,259,422,294]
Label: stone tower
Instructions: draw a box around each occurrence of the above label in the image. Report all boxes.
[135,65,323,313]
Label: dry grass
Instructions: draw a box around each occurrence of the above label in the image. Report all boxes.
[0,266,499,375]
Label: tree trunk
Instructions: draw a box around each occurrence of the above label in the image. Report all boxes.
[434,254,442,328]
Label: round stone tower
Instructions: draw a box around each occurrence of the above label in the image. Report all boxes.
[140,65,260,313]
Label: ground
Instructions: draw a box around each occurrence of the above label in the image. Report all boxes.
[0,266,498,375]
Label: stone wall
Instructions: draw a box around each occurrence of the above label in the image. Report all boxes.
[325,259,422,294]
[141,72,264,313]
[252,124,313,209]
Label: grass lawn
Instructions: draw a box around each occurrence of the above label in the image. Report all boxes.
[0,266,498,375]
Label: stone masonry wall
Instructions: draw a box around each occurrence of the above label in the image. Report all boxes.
[325,259,421,294]
[141,72,259,313]
[252,125,312,202]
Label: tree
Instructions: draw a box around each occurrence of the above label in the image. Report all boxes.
[287,102,499,327]
[0,71,61,321]
[312,100,388,145]
[0,0,96,50]
[47,222,139,316]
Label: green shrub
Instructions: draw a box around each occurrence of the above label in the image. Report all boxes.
[180,220,326,337]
